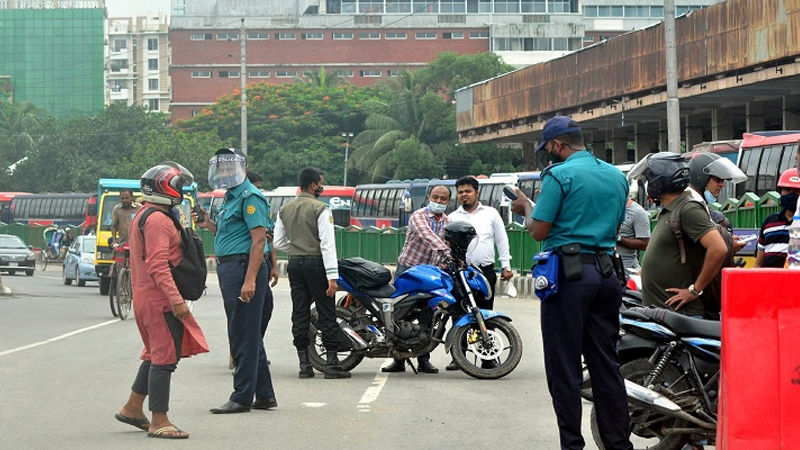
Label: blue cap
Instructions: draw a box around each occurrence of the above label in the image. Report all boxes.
[535,116,583,152]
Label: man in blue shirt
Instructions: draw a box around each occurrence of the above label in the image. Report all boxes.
[512,117,632,450]
[196,148,277,414]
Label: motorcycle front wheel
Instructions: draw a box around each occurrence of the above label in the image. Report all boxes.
[590,358,692,450]
[451,317,523,380]
[308,305,365,373]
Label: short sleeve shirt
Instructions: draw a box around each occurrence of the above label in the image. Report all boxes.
[532,151,628,253]
[618,200,652,270]
[111,203,142,243]
[213,180,270,257]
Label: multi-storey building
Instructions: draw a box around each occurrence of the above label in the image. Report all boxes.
[168,0,723,121]
[106,13,172,114]
[0,1,105,117]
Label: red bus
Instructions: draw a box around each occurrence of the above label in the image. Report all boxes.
[9,193,95,227]
[0,192,32,224]
[265,186,354,227]
[736,131,800,198]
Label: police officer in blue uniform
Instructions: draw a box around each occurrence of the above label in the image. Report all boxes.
[512,117,633,450]
[196,148,277,414]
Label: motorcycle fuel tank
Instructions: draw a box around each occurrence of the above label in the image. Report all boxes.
[393,265,453,297]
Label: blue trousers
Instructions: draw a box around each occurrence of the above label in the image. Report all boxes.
[218,257,276,405]
[540,259,632,450]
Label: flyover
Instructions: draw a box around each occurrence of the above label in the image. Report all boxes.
[455,0,800,167]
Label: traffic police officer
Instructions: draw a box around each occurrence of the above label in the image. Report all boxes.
[511,117,632,450]
[196,148,277,414]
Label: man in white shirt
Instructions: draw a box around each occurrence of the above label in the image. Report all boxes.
[447,176,514,370]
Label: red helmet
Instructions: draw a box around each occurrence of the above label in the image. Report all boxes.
[141,163,194,206]
[777,168,800,190]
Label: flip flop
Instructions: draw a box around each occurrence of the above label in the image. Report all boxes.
[147,425,189,439]
[114,412,150,431]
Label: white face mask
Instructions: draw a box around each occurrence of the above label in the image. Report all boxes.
[427,201,447,215]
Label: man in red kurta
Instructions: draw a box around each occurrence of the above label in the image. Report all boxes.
[115,164,208,439]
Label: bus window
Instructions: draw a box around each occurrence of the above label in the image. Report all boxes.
[757,146,782,193]
[739,149,759,194]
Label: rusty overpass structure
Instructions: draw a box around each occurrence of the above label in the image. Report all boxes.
[455,0,800,168]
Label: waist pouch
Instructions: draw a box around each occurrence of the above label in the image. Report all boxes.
[559,244,583,281]
[533,251,559,301]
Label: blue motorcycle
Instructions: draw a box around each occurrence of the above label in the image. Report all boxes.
[307,222,523,380]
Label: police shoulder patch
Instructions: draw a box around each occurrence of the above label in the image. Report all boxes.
[329,215,334,223]
[247,204,256,215]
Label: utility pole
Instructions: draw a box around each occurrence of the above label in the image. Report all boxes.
[341,132,353,187]
[240,18,248,156]
[665,0,681,154]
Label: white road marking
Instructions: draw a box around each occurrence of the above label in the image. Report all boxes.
[0,319,119,357]
[357,361,392,412]
[302,402,327,408]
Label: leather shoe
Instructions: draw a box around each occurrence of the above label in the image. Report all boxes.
[210,400,250,414]
[418,360,439,374]
[252,398,278,410]
[481,359,499,369]
[445,360,459,371]
[381,359,405,372]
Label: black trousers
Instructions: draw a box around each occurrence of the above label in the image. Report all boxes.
[130,313,182,412]
[477,263,498,310]
[287,257,339,351]
[540,259,632,450]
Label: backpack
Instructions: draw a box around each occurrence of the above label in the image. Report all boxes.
[668,197,735,319]
[138,208,207,301]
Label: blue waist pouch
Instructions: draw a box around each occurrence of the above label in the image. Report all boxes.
[532,251,559,301]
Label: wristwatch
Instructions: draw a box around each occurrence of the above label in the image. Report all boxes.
[688,284,703,297]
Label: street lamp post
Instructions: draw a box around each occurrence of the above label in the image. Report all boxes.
[342,132,353,186]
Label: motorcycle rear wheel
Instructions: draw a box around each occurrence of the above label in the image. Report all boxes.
[308,305,365,373]
[450,317,523,380]
[590,358,691,450]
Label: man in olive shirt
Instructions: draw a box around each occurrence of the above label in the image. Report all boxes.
[110,189,141,245]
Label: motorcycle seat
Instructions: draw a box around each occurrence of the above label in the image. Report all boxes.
[624,306,721,340]
[362,284,396,298]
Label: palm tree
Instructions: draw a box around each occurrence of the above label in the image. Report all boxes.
[295,66,346,88]
[349,71,435,182]
[0,102,45,170]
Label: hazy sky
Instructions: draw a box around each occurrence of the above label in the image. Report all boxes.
[105,0,171,18]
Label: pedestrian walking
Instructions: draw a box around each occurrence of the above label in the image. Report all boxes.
[115,163,208,439]
[511,116,633,450]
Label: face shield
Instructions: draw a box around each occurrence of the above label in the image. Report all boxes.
[701,157,747,184]
[628,154,654,181]
[208,153,247,190]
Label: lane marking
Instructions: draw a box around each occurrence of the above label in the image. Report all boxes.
[0,319,118,357]
[357,361,392,412]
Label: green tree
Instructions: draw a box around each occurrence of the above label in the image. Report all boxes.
[296,66,347,88]
[414,52,515,100]
[0,102,48,187]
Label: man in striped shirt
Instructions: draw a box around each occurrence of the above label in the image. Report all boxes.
[755,168,800,267]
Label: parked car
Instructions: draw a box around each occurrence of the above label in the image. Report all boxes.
[63,235,98,286]
[0,234,35,276]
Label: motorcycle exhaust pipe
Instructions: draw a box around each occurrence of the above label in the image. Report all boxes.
[624,380,716,429]
[337,318,368,350]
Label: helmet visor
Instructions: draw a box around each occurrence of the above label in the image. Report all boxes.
[209,154,247,189]
[702,158,747,184]
[628,154,654,181]
[162,161,195,185]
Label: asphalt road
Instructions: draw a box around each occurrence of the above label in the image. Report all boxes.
[0,267,607,450]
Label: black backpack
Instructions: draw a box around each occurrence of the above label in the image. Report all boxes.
[138,208,207,301]
[668,197,735,319]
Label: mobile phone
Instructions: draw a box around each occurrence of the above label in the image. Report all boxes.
[503,185,518,201]
[738,234,758,244]
[193,203,205,223]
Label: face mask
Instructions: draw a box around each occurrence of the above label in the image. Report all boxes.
[703,189,717,204]
[314,186,324,198]
[780,192,799,212]
[427,201,447,215]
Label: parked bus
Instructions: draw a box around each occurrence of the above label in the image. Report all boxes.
[9,193,95,227]
[351,182,411,228]
[736,131,800,198]
[264,186,354,227]
[0,192,31,223]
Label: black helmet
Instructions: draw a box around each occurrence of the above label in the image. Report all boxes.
[629,152,689,198]
[688,152,747,192]
[443,221,476,262]
[141,163,194,207]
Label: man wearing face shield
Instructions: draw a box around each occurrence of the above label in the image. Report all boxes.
[195,149,277,414]
[510,116,633,450]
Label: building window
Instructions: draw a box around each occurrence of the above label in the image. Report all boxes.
[359,32,380,40]
[110,60,129,72]
[415,32,437,40]
[148,58,158,71]
[385,32,407,40]
[275,33,297,40]
[147,38,158,51]
[333,32,354,40]
[583,35,595,43]
[191,71,212,78]
[469,31,489,39]
[302,33,324,40]
[247,32,269,40]
[217,33,238,40]
[147,99,160,111]
[218,71,240,78]
[148,79,159,91]
[112,80,127,91]
[360,70,381,77]
[248,71,270,78]
[335,70,355,78]
[190,33,212,40]
[443,32,464,39]
[276,70,297,78]
[191,110,202,117]
[387,70,402,77]
[113,39,127,52]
